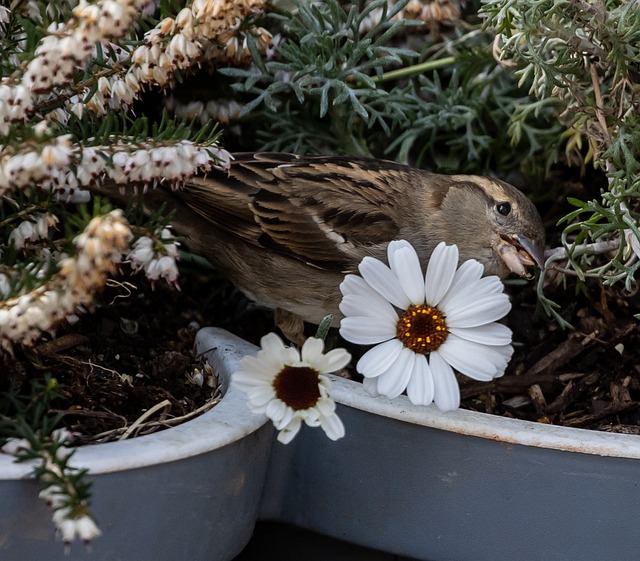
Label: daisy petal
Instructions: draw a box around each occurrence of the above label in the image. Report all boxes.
[319,347,352,372]
[260,332,287,353]
[277,416,302,444]
[320,412,346,441]
[444,293,512,328]
[406,353,435,406]
[441,274,505,314]
[438,334,509,381]
[274,405,295,431]
[232,369,273,388]
[316,397,337,416]
[358,256,411,309]
[260,346,301,369]
[301,337,324,363]
[266,399,288,424]
[340,274,387,300]
[425,242,459,306]
[339,292,399,324]
[449,322,513,346]
[304,409,322,427]
[491,344,515,376]
[376,347,415,399]
[388,241,426,306]
[362,376,379,396]
[246,387,275,409]
[430,351,460,412]
[356,338,404,378]
[339,316,396,345]
[438,259,484,309]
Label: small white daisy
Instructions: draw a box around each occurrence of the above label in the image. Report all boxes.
[339,240,513,412]
[233,333,351,444]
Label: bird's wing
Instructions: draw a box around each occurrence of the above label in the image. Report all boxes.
[181,153,417,270]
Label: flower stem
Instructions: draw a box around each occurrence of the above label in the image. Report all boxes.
[374,56,457,83]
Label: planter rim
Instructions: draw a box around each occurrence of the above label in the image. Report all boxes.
[330,375,640,459]
[0,329,267,479]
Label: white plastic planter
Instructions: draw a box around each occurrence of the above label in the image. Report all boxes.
[0,330,273,561]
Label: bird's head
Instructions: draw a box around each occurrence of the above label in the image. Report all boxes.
[434,176,545,279]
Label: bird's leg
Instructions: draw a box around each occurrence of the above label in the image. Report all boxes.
[274,307,307,347]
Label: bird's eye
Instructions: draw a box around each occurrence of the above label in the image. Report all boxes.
[496,202,511,216]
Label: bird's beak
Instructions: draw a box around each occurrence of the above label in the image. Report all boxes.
[496,234,545,279]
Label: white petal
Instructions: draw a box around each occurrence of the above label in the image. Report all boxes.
[318,347,352,373]
[339,292,399,324]
[235,356,276,380]
[277,416,302,444]
[319,412,346,441]
[316,397,337,416]
[260,332,287,353]
[274,404,295,430]
[259,347,300,370]
[376,347,415,399]
[438,335,510,381]
[406,353,435,406]
[301,337,324,363]
[495,343,515,361]
[266,399,289,424]
[340,274,386,300]
[438,259,484,309]
[425,242,459,306]
[358,256,411,309]
[232,369,272,389]
[444,293,512,328]
[492,344,515,376]
[362,376,379,396]
[388,241,425,306]
[430,351,460,411]
[440,274,504,314]
[449,323,513,346]
[304,409,321,426]
[339,316,396,345]
[246,387,276,409]
[356,338,404,378]
[257,332,302,368]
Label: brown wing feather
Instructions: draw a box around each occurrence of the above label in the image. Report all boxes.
[178,153,418,270]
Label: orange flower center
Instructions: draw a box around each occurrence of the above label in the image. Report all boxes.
[396,304,448,354]
[273,366,321,410]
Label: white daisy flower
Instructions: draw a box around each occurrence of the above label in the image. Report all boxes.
[233,333,351,444]
[339,240,514,412]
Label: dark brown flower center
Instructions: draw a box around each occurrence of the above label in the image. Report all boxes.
[272,365,321,410]
[396,304,448,354]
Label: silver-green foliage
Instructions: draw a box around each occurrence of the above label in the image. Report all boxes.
[482,0,640,294]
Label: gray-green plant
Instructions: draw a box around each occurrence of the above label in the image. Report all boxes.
[481,0,640,323]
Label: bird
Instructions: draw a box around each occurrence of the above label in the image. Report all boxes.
[94,152,545,337]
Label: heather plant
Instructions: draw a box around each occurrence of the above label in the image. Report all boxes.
[0,0,262,546]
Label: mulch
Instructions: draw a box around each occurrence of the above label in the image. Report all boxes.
[462,279,640,433]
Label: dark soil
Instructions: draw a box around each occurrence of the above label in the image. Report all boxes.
[462,277,640,434]
[1,266,275,444]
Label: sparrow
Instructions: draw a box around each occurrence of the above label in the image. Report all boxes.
[95,152,545,331]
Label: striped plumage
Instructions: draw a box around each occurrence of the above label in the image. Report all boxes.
[94,152,545,325]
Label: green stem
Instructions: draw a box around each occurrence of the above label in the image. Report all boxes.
[374,56,457,83]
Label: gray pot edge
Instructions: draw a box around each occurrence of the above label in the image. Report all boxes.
[200,326,640,460]
[329,373,640,459]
